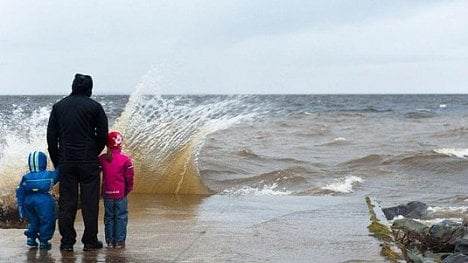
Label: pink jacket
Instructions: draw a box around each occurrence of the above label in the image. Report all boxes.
[99,148,134,200]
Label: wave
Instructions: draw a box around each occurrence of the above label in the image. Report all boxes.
[113,71,257,194]
[320,175,364,193]
[435,195,468,204]
[381,151,468,175]
[433,148,468,158]
[422,205,468,223]
[296,175,364,196]
[271,157,309,165]
[430,127,468,139]
[341,154,386,168]
[222,183,292,196]
[216,167,309,195]
[405,109,437,118]
[0,106,51,196]
[316,137,349,146]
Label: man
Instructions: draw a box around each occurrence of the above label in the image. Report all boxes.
[47,73,108,251]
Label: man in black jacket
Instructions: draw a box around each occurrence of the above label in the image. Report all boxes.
[47,73,108,251]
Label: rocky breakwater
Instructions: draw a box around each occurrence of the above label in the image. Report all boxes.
[0,195,25,228]
[382,201,468,263]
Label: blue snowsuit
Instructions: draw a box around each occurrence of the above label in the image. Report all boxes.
[16,151,59,243]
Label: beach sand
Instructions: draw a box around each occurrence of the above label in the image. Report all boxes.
[0,194,386,262]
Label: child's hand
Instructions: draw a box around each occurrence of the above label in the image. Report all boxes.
[18,206,24,219]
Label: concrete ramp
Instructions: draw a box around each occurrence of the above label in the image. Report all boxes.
[1,194,388,262]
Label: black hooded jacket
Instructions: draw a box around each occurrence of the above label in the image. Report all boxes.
[47,74,109,167]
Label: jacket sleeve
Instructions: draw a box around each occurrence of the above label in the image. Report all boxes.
[47,105,59,168]
[95,104,109,154]
[51,168,59,184]
[15,177,26,219]
[124,157,135,195]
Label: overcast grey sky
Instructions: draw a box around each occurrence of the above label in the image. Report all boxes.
[1,0,467,95]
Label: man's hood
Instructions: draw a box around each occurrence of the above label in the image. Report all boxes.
[71,73,93,97]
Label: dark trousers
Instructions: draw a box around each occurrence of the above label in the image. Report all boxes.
[58,163,101,246]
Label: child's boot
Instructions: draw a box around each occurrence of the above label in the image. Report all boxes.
[26,237,38,248]
[114,243,125,249]
[39,241,51,250]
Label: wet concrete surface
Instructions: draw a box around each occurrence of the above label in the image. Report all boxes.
[0,194,386,262]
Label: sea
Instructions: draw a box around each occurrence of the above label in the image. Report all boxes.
[1,83,468,235]
[0,88,468,211]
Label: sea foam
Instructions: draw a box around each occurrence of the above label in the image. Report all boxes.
[222,183,292,196]
[320,175,363,193]
[433,148,468,158]
[0,106,51,195]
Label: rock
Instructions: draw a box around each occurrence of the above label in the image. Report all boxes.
[382,201,428,220]
[0,206,17,224]
[428,220,464,253]
[0,195,25,228]
[454,237,468,254]
[391,218,429,252]
[455,214,468,254]
[379,201,467,262]
[391,218,465,261]
[442,252,468,263]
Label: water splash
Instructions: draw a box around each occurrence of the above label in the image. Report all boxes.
[113,70,256,194]
[0,105,51,196]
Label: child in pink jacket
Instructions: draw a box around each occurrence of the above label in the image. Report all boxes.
[99,131,134,249]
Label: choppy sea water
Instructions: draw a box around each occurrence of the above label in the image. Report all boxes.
[1,89,468,224]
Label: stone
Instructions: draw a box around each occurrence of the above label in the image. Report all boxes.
[382,201,428,220]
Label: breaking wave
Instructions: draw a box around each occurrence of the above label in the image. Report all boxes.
[222,183,292,196]
[433,148,468,158]
[0,105,52,196]
[113,70,256,194]
[320,175,364,194]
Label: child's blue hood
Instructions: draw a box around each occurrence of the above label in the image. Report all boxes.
[28,151,47,172]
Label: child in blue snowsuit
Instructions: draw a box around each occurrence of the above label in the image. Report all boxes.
[16,151,59,250]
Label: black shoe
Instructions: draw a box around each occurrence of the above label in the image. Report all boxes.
[83,241,103,251]
[60,244,73,251]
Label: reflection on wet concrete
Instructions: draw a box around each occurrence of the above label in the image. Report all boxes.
[130,194,207,220]
[0,194,386,262]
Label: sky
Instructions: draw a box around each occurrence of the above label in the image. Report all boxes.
[1,0,467,95]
